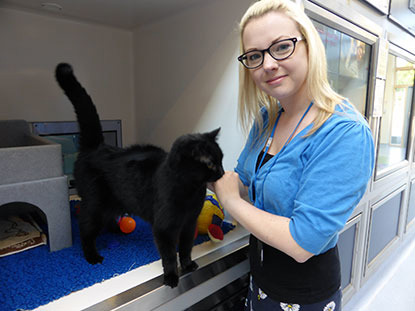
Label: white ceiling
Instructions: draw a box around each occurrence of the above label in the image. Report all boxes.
[0,0,207,29]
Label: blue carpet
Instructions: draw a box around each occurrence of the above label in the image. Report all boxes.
[0,201,235,311]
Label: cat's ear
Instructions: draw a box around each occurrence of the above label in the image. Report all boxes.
[206,127,221,140]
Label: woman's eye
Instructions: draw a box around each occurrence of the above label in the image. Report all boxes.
[248,53,262,61]
[275,43,290,52]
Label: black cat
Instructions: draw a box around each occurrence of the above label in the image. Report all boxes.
[55,63,224,288]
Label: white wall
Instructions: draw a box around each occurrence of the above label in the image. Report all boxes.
[0,0,252,170]
[0,7,135,145]
[133,0,252,170]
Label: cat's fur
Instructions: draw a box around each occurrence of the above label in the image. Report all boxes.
[55,63,224,287]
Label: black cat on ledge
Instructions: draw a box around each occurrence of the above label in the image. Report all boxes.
[55,63,224,287]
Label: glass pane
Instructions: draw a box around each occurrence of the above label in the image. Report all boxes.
[338,223,357,290]
[407,182,415,227]
[376,55,415,173]
[368,192,401,263]
[312,20,371,115]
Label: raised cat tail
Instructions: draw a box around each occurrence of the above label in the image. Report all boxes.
[55,63,104,151]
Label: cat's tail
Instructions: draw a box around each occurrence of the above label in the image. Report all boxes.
[55,63,104,151]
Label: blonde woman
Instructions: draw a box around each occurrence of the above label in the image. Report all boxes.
[212,0,374,310]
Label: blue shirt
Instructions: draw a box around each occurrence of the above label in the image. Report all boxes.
[235,103,374,255]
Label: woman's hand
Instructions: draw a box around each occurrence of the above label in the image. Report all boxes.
[211,171,242,208]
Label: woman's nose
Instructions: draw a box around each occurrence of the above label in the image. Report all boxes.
[262,52,279,71]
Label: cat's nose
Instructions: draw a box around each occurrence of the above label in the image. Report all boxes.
[209,165,224,182]
[218,166,225,177]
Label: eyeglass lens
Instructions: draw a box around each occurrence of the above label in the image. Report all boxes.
[241,39,296,68]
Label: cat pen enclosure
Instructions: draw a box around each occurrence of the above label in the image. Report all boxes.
[0,119,72,252]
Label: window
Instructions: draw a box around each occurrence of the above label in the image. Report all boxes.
[313,20,371,115]
[376,54,414,174]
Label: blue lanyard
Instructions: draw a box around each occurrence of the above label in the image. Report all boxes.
[252,101,313,207]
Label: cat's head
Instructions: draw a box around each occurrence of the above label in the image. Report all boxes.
[169,128,224,183]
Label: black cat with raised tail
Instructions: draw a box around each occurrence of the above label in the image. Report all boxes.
[55,63,224,287]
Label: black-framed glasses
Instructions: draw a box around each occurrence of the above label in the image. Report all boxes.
[238,37,304,69]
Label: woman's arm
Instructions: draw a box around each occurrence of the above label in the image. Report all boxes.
[213,171,313,263]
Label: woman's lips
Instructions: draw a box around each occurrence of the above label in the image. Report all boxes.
[266,75,287,85]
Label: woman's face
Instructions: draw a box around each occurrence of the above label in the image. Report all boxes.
[243,11,309,105]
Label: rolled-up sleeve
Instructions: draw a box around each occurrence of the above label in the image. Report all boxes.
[289,121,374,254]
[235,123,260,187]
[235,147,250,187]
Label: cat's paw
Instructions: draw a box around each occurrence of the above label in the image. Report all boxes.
[85,253,104,265]
[181,260,198,274]
[163,272,179,288]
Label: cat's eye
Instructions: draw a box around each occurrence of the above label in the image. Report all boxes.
[206,163,215,170]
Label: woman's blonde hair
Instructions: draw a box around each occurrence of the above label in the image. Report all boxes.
[238,0,345,138]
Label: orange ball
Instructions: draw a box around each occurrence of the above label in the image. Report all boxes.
[119,216,136,234]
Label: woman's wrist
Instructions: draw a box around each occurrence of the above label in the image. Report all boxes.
[221,195,242,211]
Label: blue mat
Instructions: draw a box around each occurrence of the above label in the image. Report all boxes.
[0,201,234,311]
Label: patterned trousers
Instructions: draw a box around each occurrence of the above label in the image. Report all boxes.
[245,276,342,311]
